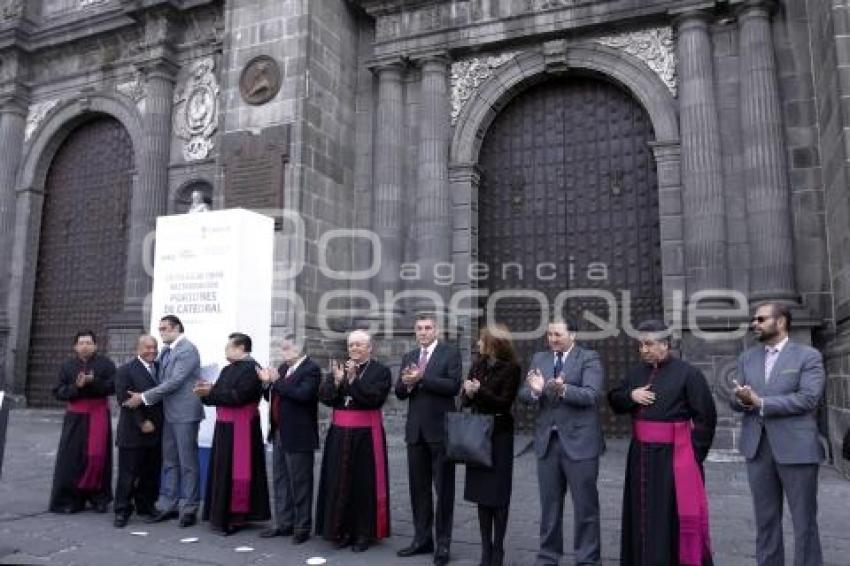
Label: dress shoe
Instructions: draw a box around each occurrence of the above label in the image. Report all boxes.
[397,541,434,557]
[434,546,450,566]
[221,524,241,536]
[146,509,178,523]
[259,527,293,538]
[178,513,197,528]
[351,537,370,553]
[334,535,352,549]
[113,514,129,528]
[292,531,310,544]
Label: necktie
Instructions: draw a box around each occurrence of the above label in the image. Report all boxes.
[160,345,171,368]
[554,351,564,377]
[418,348,429,370]
[145,362,153,377]
[764,347,779,383]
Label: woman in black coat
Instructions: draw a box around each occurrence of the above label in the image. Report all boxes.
[461,324,521,566]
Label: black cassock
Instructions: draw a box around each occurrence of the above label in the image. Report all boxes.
[608,356,717,566]
[201,359,270,531]
[49,354,116,513]
[315,360,392,542]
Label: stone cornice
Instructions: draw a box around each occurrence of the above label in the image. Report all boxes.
[354,0,720,61]
[0,0,215,54]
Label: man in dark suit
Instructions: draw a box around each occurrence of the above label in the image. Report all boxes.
[396,314,462,566]
[519,319,604,566]
[124,314,204,528]
[113,335,163,528]
[732,302,825,566]
[257,337,321,543]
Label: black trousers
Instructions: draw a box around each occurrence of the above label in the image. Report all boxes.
[407,440,455,549]
[114,445,161,516]
[271,435,314,534]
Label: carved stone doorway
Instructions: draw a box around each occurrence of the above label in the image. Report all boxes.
[25,117,134,406]
[477,75,663,436]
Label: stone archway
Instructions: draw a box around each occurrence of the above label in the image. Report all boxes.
[6,93,145,399]
[449,44,680,435]
[25,117,134,406]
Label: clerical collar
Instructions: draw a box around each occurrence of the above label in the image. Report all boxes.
[645,354,672,369]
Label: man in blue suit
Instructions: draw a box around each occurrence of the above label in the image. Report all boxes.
[732,302,825,566]
[125,314,204,527]
[519,319,604,566]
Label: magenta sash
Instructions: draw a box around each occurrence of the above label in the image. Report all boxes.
[634,420,712,566]
[331,409,389,539]
[216,404,258,514]
[67,397,109,490]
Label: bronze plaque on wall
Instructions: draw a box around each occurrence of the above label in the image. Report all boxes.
[222,124,289,219]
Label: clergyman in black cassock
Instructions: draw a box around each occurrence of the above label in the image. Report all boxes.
[49,331,116,514]
[195,333,270,535]
[608,321,717,566]
[113,335,163,527]
[315,330,391,553]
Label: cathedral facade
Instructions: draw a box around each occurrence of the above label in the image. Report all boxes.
[0,0,848,471]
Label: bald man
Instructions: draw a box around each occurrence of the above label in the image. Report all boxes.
[113,335,163,528]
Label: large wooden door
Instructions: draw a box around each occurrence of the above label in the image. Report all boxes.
[477,76,662,436]
[26,117,133,406]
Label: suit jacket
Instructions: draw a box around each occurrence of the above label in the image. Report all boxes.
[395,342,463,444]
[142,336,205,424]
[518,346,605,460]
[264,356,321,451]
[115,358,163,449]
[731,340,825,464]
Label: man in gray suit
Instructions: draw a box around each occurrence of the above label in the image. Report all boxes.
[125,315,205,527]
[732,302,825,566]
[519,319,604,566]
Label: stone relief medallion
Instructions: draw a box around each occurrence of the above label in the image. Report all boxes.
[173,57,219,161]
[239,55,281,106]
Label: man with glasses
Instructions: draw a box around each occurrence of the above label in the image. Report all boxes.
[732,303,825,566]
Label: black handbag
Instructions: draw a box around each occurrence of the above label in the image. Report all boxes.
[445,410,494,468]
[842,428,850,461]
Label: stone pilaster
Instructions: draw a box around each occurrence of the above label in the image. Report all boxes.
[121,58,177,325]
[676,11,728,296]
[413,54,451,312]
[738,0,797,302]
[371,60,406,315]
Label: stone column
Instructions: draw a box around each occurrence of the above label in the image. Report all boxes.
[738,0,797,302]
[0,95,26,391]
[676,11,728,296]
[414,54,451,312]
[120,59,177,323]
[371,60,406,312]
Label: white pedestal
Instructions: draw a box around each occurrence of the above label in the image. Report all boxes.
[150,208,274,447]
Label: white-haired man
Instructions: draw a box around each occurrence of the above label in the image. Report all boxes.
[315,330,392,553]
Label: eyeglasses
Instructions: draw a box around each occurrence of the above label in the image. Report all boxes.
[751,315,774,323]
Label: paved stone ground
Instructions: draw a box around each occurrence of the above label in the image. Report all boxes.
[1,409,849,565]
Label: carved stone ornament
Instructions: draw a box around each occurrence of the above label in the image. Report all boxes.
[173,57,219,161]
[593,26,677,96]
[25,99,62,142]
[450,52,517,125]
[116,71,145,103]
[0,0,22,20]
[239,55,282,106]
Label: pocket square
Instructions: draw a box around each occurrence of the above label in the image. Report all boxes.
[780,369,798,374]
